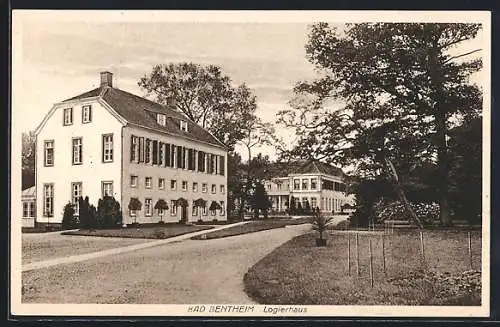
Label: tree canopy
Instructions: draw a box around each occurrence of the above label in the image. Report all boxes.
[139,63,258,150]
[278,23,483,225]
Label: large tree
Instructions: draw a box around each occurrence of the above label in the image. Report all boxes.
[278,23,482,226]
[139,63,258,150]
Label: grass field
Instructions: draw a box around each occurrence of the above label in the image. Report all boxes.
[62,224,213,239]
[244,229,482,305]
[191,218,311,240]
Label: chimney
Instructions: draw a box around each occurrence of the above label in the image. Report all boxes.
[100,71,113,88]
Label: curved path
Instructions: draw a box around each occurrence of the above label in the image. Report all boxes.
[22,224,312,304]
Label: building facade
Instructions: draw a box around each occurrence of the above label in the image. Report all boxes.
[35,72,228,225]
[21,186,36,227]
[265,161,349,215]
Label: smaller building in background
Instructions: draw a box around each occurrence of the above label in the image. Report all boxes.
[265,161,352,216]
[21,186,36,227]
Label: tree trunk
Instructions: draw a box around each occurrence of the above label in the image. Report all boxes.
[436,110,452,226]
[384,157,424,229]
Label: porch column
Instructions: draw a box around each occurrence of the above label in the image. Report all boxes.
[277,196,281,212]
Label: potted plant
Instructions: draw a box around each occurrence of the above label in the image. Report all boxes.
[312,210,334,247]
[154,199,169,224]
[128,197,142,226]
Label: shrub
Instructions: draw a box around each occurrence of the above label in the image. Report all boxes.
[212,218,218,223]
[374,200,440,226]
[61,202,77,229]
[311,211,334,244]
[97,196,122,228]
[197,219,203,223]
[153,229,166,239]
[78,196,97,229]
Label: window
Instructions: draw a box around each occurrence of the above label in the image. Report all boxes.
[171,180,177,191]
[82,105,92,123]
[198,151,205,172]
[145,198,152,216]
[180,120,188,132]
[102,181,113,197]
[202,204,207,216]
[44,140,54,166]
[63,108,73,125]
[43,184,54,217]
[219,155,225,176]
[152,140,158,165]
[211,184,216,194]
[302,179,309,190]
[71,182,82,214]
[102,134,113,162]
[293,179,300,190]
[23,202,30,218]
[220,201,225,215]
[193,182,198,192]
[277,183,282,191]
[311,197,317,209]
[202,183,207,193]
[159,178,165,189]
[182,181,188,191]
[158,198,166,216]
[171,200,177,216]
[131,175,138,187]
[158,142,164,166]
[311,178,318,190]
[220,185,225,194]
[145,177,152,188]
[130,136,139,162]
[192,201,198,216]
[302,197,308,209]
[157,113,166,126]
[72,137,82,164]
[267,183,272,191]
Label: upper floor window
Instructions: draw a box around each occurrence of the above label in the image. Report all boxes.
[193,182,198,192]
[202,183,208,193]
[302,179,309,190]
[211,184,217,194]
[311,178,318,190]
[130,175,138,188]
[82,105,92,123]
[293,179,300,190]
[130,136,139,162]
[157,114,166,126]
[44,140,54,166]
[102,134,113,162]
[145,139,151,164]
[159,178,165,190]
[145,177,152,189]
[171,179,177,191]
[180,120,188,132]
[220,185,225,194]
[72,137,82,165]
[182,181,188,191]
[63,108,73,126]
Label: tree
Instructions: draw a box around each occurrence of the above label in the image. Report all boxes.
[154,199,169,223]
[289,196,297,215]
[97,196,122,228]
[278,23,482,226]
[62,202,76,229]
[128,198,142,224]
[448,117,482,224]
[78,196,96,230]
[250,182,272,219]
[22,131,36,190]
[138,63,258,150]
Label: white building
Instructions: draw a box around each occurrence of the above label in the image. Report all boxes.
[265,161,349,215]
[21,186,36,227]
[34,71,228,225]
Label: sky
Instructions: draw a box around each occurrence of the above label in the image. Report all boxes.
[13,12,488,162]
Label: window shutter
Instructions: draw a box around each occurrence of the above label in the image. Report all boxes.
[89,106,92,122]
[198,151,204,172]
[176,145,183,168]
[165,143,171,167]
[207,154,212,174]
[220,155,225,176]
[130,135,135,162]
[158,142,163,165]
[188,149,194,170]
[152,140,158,165]
[139,137,145,162]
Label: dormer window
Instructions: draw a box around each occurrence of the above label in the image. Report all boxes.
[180,120,188,132]
[157,114,166,126]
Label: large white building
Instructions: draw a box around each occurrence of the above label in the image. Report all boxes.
[265,161,350,215]
[34,71,228,225]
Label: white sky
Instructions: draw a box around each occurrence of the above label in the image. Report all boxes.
[12,11,488,162]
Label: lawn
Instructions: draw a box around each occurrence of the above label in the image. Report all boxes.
[22,234,152,265]
[191,218,311,240]
[244,229,482,305]
[62,224,213,239]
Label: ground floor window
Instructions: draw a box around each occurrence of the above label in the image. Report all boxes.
[71,182,82,214]
[171,200,177,216]
[192,202,198,216]
[202,205,207,216]
[43,183,54,217]
[22,201,35,218]
[220,201,225,215]
[102,181,114,197]
[145,198,152,216]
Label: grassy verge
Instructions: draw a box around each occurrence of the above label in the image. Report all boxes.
[191,218,311,240]
[62,224,213,239]
[244,230,481,305]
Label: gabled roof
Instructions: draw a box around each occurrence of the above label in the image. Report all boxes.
[268,160,345,179]
[61,86,226,149]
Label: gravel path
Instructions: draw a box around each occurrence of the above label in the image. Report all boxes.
[22,224,312,304]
